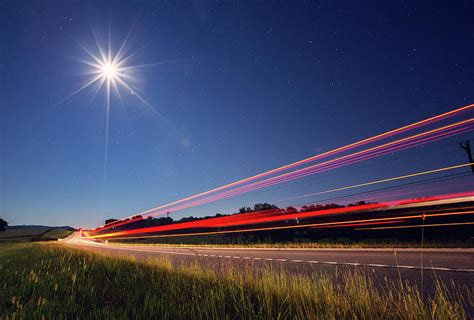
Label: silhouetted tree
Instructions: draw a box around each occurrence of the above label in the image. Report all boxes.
[179,216,198,223]
[253,203,279,211]
[153,217,173,226]
[0,219,7,232]
[238,207,253,214]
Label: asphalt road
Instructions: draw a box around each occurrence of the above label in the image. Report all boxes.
[62,232,474,299]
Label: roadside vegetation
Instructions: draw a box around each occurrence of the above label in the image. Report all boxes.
[1,243,472,319]
[114,236,474,249]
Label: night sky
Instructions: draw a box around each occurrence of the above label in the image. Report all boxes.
[1,1,473,227]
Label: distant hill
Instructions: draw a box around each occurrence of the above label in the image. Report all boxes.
[8,225,74,230]
[0,225,75,243]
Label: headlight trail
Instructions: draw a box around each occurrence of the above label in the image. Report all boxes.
[95,104,474,231]
[93,117,473,233]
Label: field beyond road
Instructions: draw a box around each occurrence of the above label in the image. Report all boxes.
[1,242,473,319]
[0,226,74,243]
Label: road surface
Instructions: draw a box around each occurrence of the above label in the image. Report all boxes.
[62,232,474,298]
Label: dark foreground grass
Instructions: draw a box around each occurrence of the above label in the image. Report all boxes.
[0,243,472,319]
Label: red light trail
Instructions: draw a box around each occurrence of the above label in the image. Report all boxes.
[86,190,474,239]
[87,208,474,240]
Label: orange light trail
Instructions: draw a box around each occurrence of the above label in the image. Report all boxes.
[311,219,408,228]
[355,221,474,231]
[95,104,474,230]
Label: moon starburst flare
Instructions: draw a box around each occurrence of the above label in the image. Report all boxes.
[62,30,167,112]
[63,32,162,184]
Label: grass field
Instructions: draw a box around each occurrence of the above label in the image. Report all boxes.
[0,227,74,243]
[1,243,472,319]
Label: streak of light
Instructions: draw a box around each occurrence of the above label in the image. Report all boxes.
[302,172,471,206]
[89,210,474,240]
[180,125,472,211]
[311,219,408,228]
[279,162,474,202]
[315,181,474,207]
[88,192,474,238]
[355,221,474,231]
[96,105,474,230]
[95,118,474,232]
[204,190,474,229]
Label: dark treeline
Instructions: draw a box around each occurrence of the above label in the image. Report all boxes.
[99,199,474,242]
[102,201,370,231]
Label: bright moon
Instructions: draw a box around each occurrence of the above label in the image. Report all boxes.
[100,62,118,80]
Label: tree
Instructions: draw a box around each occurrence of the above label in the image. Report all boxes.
[238,207,253,214]
[253,203,279,212]
[0,219,8,232]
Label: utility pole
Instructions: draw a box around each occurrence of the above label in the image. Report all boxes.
[460,140,474,174]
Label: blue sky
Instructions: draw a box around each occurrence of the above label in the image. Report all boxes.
[1,1,473,227]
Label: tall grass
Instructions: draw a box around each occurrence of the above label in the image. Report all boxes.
[0,243,471,319]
